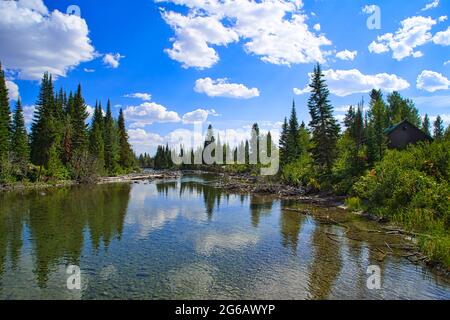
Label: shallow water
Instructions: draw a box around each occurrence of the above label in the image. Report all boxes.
[0,173,448,300]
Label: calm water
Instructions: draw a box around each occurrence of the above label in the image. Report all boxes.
[0,174,448,300]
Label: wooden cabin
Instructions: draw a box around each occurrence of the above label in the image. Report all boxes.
[384,120,433,149]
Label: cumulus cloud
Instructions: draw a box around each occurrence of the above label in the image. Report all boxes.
[313,23,321,31]
[416,70,450,92]
[124,102,181,128]
[433,26,450,46]
[368,16,436,60]
[294,69,410,97]
[158,0,331,68]
[128,128,165,155]
[23,105,36,128]
[5,80,19,101]
[125,92,152,101]
[421,0,439,11]
[336,50,357,61]
[0,0,95,80]
[182,108,219,124]
[103,53,125,68]
[194,78,260,99]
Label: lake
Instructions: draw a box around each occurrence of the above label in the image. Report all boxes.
[0,173,448,299]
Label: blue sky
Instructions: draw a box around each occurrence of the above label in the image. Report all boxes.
[1,0,449,154]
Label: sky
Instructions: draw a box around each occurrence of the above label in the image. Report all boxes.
[0,0,449,155]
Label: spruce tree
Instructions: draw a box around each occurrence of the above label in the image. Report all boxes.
[89,102,105,171]
[30,73,57,169]
[104,99,117,173]
[250,123,260,164]
[287,101,300,163]
[71,84,89,155]
[279,117,288,167]
[307,63,340,173]
[118,108,134,169]
[10,98,29,170]
[422,114,431,136]
[0,62,11,164]
[433,115,444,140]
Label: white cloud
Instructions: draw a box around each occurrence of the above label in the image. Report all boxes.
[294,69,410,97]
[438,16,447,22]
[103,53,124,68]
[5,80,19,101]
[433,26,450,46]
[368,16,436,60]
[23,105,35,128]
[313,23,321,31]
[194,78,260,99]
[84,68,95,73]
[128,129,165,155]
[416,70,450,92]
[158,0,331,68]
[0,0,95,80]
[336,50,357,61]
[125,92,152,101]
[421,0,439,11]
[429,114,450,126]
[182,108,218,124]
[293,87,311,95]
[124,102,181,127]
[444,60,450,66]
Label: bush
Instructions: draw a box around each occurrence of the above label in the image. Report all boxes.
[345,197,362,212]
[352,141,450,267]
[281,153,313,186]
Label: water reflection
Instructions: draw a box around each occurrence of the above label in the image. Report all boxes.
[0,184,130,288]
[0,175,448,299]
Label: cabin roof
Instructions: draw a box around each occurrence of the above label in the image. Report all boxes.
[384,119,433,140]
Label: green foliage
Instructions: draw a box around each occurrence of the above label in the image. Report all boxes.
[345,197,362,212]
[353,141,450,266]
[10,99,29,179]
[433,115,444,140]
[0,62,11,163]
[307,63,340,174]
[281,152,314,186]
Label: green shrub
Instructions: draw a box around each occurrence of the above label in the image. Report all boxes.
[352,141,450,267]
[345,197,363,212]
[281,153,313,186]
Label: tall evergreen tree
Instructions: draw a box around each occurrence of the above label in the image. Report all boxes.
[104,99,117,173]
[307,63,340,173]
[89,102,105,170]
[422,114,431,136]
[279,117,289,167]
[0,62,11,164]
[433,115,444,140]
[118,108,134,169]
[250,123,260,164]
[30,73,57,169]
[287,101,300,163]
[10,98,29,169]
[71,84,89,155]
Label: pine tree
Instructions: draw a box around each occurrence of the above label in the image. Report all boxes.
[89,102,105,171]
[307,63,340,173]
[118,108,134,169]
[422,114,431,136]
[368,98,388,163]
[287,101,300,163]
[104,99,117,173]
[71,84,89,155]
[433,115,444,140]
[30,73,57,169]
[279,117,289,167]
[10,98,29,171]
[0,62,11,163]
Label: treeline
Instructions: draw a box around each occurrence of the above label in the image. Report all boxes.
[138,123,275,173]
[0,63,135,184]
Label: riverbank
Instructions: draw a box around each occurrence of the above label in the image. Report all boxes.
[0,171,181,192]
[212,171,450,277]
